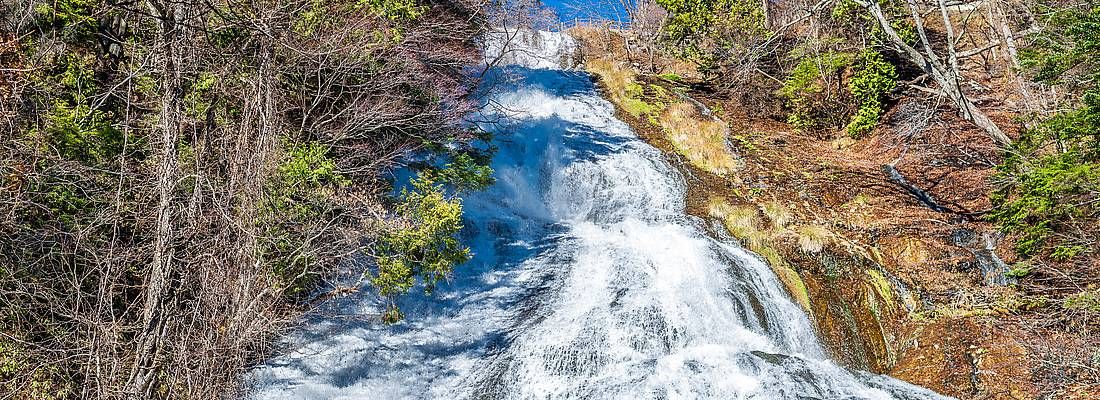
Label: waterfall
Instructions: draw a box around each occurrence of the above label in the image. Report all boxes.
[247,30,951,400]
[482,28,580,70]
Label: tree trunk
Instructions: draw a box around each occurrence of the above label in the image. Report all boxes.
[125,0,184,397]
[762,0,771,29]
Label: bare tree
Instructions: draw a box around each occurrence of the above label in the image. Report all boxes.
[855,0,1013,146]
[0,0,489,397]
[626,0,669,71]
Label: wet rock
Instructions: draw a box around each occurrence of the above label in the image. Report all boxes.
[751,350,791,365]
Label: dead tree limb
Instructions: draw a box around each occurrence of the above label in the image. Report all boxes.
[855,0,1012,147]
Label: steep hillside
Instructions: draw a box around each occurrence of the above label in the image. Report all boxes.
[571,17,1098,398]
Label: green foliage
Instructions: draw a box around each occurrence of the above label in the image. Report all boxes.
[1019,5,1100,88]
[658,73,683,82]
[279,141,351,189]
[371,152,493,321]
[0,340,71,399]
[659,0,759,41]
[184,72,218,118]
[992,5,1100,259]
[34,0,100,38]
[32,55,124,164]
[359,0,425,21]
[1029,93,1100,158]
[0,340,20,377]
[1051,245,1086,261]
[261,141,350,297]
[381,306,404,323]
[830,0,861,21]
[779,50,853,131]
[1063,289,1100,312]
[991,151,1099,256]
[373,175,469,312]
[779,47,896,136]
[656,0,769,62]
[830,0,916,45]
[424,153,494,191]
[1004,262,1032,279]
[36,176,93,225]
[271,141,349,209]
[621,82,667,120]
[294,0,327,36]
[885,15,918,45]
[20,53,119,229]
[846,104,881,137]
[40,101,124,163]
[846,50,897,137]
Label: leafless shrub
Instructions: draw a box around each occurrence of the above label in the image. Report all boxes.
[0,0,488,397]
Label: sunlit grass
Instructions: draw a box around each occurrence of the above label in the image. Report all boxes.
[761,201,792,229]
[795,224,834,254]
[708,200,767,249]
[585,59,633,106]
[709,198,812,312]
[661,102,739,176]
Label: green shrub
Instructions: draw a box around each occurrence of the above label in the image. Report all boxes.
[779,50,852,131]
[657,0,769,63]
[991,151,1099,256]
[0,340,71,399]
[374,175,468,315]
[1063,290,1100,312]
[359,0,425,21]
[1019,5,1100,87]
[41,101,122,161]
[372,153,493,321]
[830,0,916,45]
[846,50,897,137]
[34,0,100,38]
[34,55,124,164]
[846,104,881,137]
[658,73,683,82]
[1051,245,1087,260]
[424,152,494,191]
[1004,262,1032,279]
[778,47,895,136]
[279,141,351,189]
[184,72,218,118]
[261,141,350,297]
[991,5,1100,259]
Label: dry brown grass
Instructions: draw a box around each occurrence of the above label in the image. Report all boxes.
[708,200,767,249]
[708,198,811,312]
[761,201,793,229]
[661,102,739,176]
[585,58,633,104]
[795,224,834,254]
[575,27,739,177]
[574,27,739,177]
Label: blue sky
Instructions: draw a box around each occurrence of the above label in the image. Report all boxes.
[541,0,631,23]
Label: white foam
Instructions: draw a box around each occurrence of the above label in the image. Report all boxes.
[483,29,578,70]
[247,32,951,400]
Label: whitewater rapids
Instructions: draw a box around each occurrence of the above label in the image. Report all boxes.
[247,30,951,400]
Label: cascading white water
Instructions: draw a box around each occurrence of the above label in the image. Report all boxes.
[248,30,951,400]
[483,29,579,70]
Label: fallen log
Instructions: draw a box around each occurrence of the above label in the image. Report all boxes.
[882,164,951,213]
